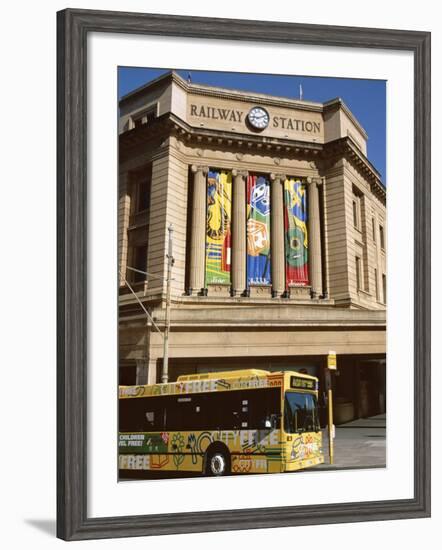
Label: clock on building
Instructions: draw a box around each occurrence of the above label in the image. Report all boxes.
[247,107,270,130]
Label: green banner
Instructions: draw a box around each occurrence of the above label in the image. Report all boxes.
[119,433,168,454]
[284,179,309,287]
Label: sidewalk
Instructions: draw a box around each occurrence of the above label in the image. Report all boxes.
[314,413,386,471]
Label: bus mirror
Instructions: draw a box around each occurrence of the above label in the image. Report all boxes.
[264,414,280,429]
[271,413,281,429]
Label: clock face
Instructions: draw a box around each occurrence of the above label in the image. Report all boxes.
[247,107,270,130]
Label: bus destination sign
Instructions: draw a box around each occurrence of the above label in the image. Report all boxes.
[290,376,317,391]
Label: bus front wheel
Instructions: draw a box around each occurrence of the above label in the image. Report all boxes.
[205,447,231,476]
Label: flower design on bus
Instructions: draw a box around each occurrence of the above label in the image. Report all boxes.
[171,433,185,451]
[171,433,186,469]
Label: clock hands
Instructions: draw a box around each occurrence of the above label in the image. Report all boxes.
[252,114,267,121]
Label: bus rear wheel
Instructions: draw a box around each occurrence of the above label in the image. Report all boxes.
[206,448,230,476]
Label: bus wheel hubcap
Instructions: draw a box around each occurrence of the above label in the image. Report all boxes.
[211,454,225,474]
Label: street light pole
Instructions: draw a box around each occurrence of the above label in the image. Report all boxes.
[161,224,174,383]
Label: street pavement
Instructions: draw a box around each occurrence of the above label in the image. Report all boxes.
[314,413,386,471]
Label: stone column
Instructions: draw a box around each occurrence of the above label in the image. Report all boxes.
[307,177,323,298]
[146,358,159,385]
[231,169,247,296]
[189,165,208,295]
[270,173,286,297]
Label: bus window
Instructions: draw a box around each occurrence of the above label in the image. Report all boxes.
[120,388,282,433]
[145,411,155,428]
[119,397,165,432]
[205,388,280,431]
[247,388,280,430]
[163,395,204,431]
[284,392,320,434]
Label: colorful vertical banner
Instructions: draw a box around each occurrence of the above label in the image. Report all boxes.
[205,170,232,285]
[284,179,309,287]
[246,175,271,286]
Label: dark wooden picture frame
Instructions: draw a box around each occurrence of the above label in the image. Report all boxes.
[57,8,431,541]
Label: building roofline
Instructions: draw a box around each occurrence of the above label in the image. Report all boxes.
[120,70,323,110]
[119,71,368,138]
[323,97,368,140]
[119,70,176,104]
[181,77,324,113]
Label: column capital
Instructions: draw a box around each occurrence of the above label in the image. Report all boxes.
[191,164,209,175]
[270,173,286,182]
[232,169,249,178]
[306,176,322,186]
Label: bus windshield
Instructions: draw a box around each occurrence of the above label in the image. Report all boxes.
[284,392,320,434]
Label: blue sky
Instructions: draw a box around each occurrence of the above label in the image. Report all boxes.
[119,68,386,183]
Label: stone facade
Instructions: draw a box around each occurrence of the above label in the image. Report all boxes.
[118,71,387,422]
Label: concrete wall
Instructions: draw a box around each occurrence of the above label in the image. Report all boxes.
[343,159,386,309]
[144,144,189,298]
[151,327,385,359]
[323,159,350,303]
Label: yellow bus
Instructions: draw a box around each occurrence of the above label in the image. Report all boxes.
[119,369,324,476]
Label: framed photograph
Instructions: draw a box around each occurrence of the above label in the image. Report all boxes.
[57,8,431,541]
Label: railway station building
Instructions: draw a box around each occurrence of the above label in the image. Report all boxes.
[118,71,387,424]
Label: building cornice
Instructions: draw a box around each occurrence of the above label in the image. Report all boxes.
[119,112,385,203]
[119,112,323,158]
[119,303,386,328]
[324,137,386,203]
[168,112,324,154]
